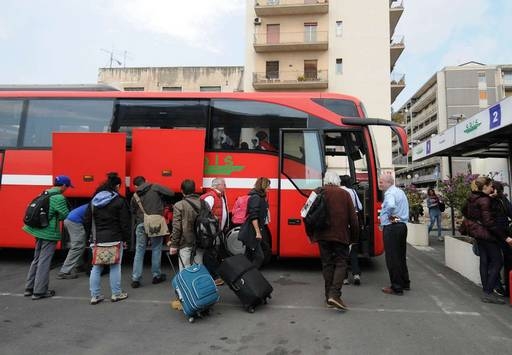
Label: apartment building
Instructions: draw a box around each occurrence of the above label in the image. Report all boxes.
[243,0,405,170]
[393,62,512,187]
[98,66,244,92]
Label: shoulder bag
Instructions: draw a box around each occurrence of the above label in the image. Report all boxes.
[134,193,170,237]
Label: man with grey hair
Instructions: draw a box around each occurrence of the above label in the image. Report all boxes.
[200,177,229,286]
[311,170,359,310]
[378,173,410,296]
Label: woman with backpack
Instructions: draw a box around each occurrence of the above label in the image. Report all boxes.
[426,188,443,241]
[238,177,271,269]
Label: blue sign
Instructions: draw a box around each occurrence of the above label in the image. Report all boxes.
[426,140,431,155]
[489,104,501,129]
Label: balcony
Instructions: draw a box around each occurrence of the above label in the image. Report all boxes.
[253,70,328,90]
[389,0,404,37]
[255,0,329,17]
[390,35,405,71]
[254,31,328,52]
[391,72,405,103]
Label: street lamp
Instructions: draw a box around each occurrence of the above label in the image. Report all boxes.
[448,114,466,127]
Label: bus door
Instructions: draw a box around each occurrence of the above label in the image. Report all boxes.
[130,128,206,193]
[53,132,126,198]
[279,129,325,257]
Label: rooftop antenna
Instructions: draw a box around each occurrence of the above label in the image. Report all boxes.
[101,48,124,68]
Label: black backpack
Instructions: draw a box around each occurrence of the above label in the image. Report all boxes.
[23,191,54,228]
[303,188,330,238]
[185,199,221,249]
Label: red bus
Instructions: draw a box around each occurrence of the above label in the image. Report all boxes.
[0,90,408,259]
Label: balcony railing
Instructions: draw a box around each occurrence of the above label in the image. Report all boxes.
[390,0,404,37]
[253,70,328,90]
[390,35,405,70]
[254,31,328,52]
[255,0,328,16]
[391,72,405,103]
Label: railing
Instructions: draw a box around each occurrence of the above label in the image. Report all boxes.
[390,0,404,9]
[410,84,436,112]
[253,70,328,83]
[391,35,404,46]
[254,31,328,45]
[256,0,328,6]
[391,72,405,85]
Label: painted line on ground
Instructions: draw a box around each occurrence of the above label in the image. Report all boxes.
[0,292,480,316]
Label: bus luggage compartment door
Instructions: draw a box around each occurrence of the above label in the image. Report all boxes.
[53,133,126,197]
[130,129,206,193]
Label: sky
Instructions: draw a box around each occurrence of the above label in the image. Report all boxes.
[0,0,511,110]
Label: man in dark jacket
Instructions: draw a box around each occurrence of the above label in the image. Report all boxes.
[312,171,359,311]
[130,176,174,288]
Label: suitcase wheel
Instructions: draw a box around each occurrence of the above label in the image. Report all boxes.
[188,317,195,323]
[247,307,255,313]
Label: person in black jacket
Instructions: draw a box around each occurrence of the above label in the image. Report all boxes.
[490,180,512,297]
[238,177,271,269]
[84,176,131,305]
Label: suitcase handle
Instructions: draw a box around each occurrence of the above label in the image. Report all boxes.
[166,251,185,275]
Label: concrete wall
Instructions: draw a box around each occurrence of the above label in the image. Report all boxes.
[98,66,244,92]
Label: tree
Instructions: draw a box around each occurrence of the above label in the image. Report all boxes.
[438,173,479,214]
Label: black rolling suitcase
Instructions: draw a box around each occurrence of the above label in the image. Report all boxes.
[217,254,273,313]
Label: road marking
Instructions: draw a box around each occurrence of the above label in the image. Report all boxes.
[430,295,480,316]
[0,292,481,316]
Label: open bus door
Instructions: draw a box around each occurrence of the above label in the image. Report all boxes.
[279,129,325,257]
[130,129,206,193]
[53,133,127,198]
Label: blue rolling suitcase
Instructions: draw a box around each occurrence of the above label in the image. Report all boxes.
[167,253,219,323]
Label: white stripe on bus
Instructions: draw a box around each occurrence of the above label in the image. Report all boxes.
[1,174,321,191]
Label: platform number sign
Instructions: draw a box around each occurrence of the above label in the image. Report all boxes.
[489,104,501,129]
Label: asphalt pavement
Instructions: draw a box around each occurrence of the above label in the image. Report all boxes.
[1,239,512,355]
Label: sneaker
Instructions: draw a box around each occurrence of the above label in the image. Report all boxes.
[171,299,182,310]
[90,295,105,305]
[131,281,141,289]
[353,274,361,286]
[111,292,128,302]
[481,294,505,304]
[493,287,506,297]
[56,272,78,280]
[438,236,444,242]
[214,278,225,286]
[152,274,167,285]
[23,288,33,297]
[32,290,55,300]
[327,296,347,311]
[343,278,350,285]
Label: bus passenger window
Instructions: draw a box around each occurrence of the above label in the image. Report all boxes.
[23,99,113,147]
[0,100,23,148]
[210,99,307,151]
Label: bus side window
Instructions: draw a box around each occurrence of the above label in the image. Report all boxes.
[22,99,113,148]
[210,100,307,151]
[0,100,23,148]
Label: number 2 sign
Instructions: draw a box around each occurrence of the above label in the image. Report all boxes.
[489,104,501,129]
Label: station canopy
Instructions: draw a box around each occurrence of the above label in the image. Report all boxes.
[412,96,512,161]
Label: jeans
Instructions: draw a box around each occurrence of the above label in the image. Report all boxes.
[132,223,163,281]
[348,244,361,275]
[318,240,349,300]
[60,220,86,274]
[90,247,123,297]
[428,208,442,237]
[26,239,57,294]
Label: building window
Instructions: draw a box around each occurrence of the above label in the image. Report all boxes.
[336,58,343,74]
[477,72,487,108]
[304,23,318,42]
[266,61,279,79]
[304,60,318,80]
[200,86,221,92]
[336,21,343,37]
[124,87,144,91]
[266,24,280,44]
[162,86,182,92]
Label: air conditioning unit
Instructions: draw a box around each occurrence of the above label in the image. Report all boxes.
[254,17,262,25]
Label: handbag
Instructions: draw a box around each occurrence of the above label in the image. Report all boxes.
[134,193,170,237]
[90,205,121,265]
[92,242,121,265]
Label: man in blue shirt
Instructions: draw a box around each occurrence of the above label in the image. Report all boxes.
[378,173,410,295]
